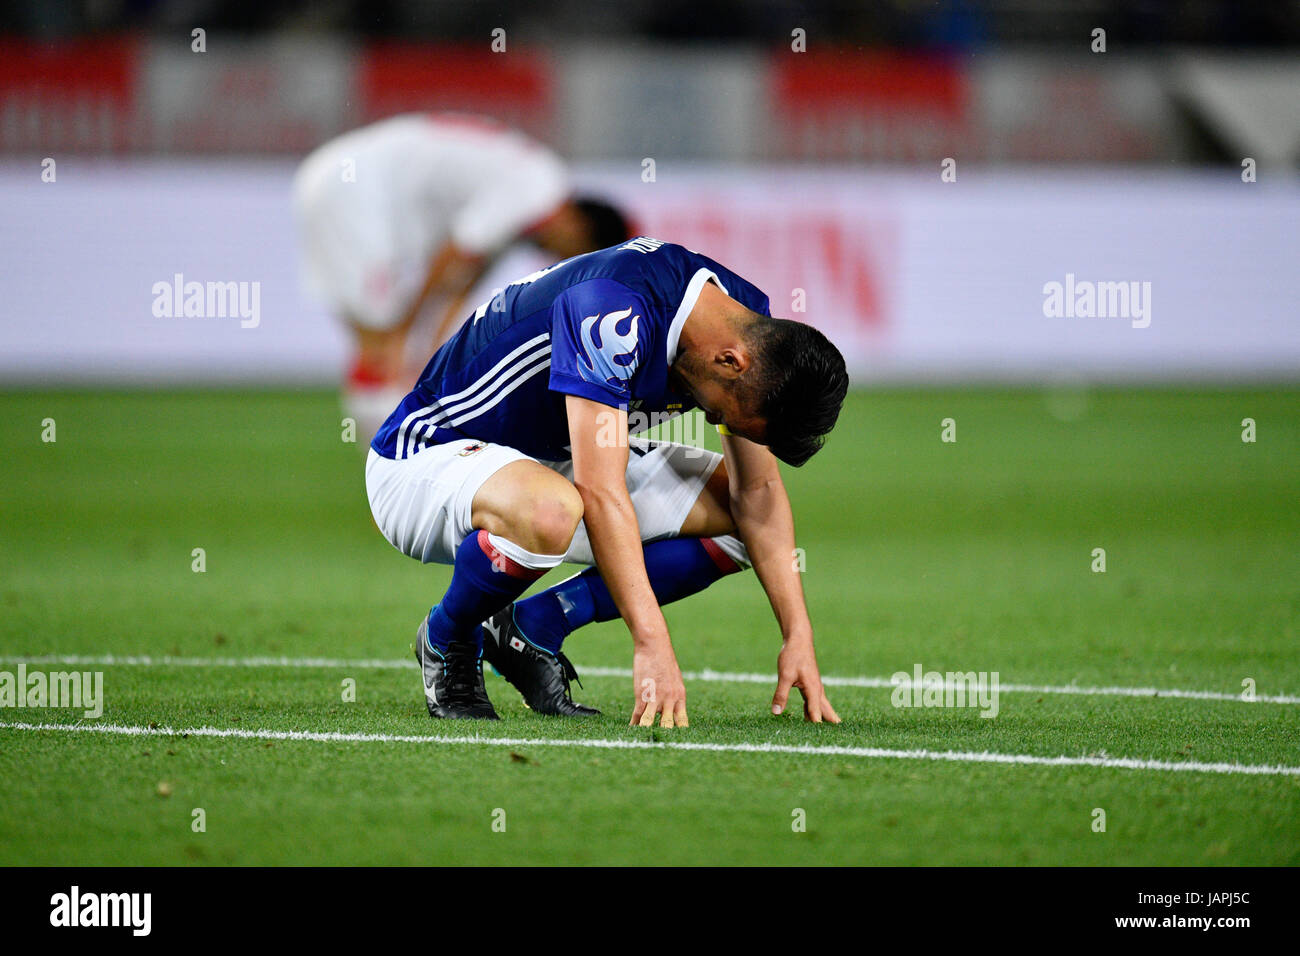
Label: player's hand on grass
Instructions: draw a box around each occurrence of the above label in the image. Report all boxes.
[631,643,688,729]
[772,640,841,723]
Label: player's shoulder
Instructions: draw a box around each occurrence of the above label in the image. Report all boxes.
[564,238,704,294]
[550,238,768,320]
[606,239,771,317]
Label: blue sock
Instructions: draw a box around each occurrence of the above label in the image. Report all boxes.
[424,530,550,655]
[512,537,742,654]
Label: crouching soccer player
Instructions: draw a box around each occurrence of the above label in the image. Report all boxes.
[293,111,631,443]
[365,237,847,725]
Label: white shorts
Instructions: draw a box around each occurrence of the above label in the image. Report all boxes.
[292,147,431,332]
[365,438,722,566]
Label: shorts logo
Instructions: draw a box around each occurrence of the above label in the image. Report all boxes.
[579,307,640,387]
[457,442,486,457]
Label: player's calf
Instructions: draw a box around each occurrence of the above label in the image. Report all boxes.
[417,469,580,719]
[480,536,749,717]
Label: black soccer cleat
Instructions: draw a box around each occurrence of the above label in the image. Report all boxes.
[414,615,499,720]
[480,607,601,717]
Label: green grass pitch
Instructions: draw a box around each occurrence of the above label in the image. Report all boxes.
[0,386,1297,865]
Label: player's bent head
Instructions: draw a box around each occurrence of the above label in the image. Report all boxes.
[741,316,848,467]
[572,196,635,251]
[529,197,634,260]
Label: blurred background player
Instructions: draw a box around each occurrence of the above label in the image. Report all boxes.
[292,112,633,442]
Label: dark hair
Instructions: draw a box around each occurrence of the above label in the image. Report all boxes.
[745,317,848,466]
[573,197,635,251]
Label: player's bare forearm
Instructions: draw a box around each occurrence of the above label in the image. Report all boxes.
[401,242,484,350]
[723,433,839,722]
[577,483,669,645]
[723,435,813,643]
[566,394,686,726]
[582,488,689,726]
[731,476,813,643]
[399,244,453,331]
[565,395,664,643]
[429,253,490,350]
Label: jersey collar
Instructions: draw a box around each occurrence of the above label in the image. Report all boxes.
[666,268,727,366]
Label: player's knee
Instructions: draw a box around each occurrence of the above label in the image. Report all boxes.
[528,485,584,555]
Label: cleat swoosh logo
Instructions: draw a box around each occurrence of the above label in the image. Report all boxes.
[418,639,438,704]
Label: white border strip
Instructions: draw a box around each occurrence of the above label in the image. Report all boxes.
[1,720,1295,777]
[2,654,1294,705]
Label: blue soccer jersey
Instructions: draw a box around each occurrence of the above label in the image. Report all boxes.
[371,238,771,462]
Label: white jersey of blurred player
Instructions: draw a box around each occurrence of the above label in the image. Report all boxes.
[292,113,628,441]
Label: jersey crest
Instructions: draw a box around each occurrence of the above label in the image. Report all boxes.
[578,306,641,387]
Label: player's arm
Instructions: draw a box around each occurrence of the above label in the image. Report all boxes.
[721,430,840,723]
[409,242,488,352]
[566,394,688,727]
[429,170,565,351]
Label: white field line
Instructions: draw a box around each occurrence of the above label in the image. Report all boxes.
[1,719,1296,778]
[2,653,1295,706]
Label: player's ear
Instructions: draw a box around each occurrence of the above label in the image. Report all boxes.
[715,347,749,378]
